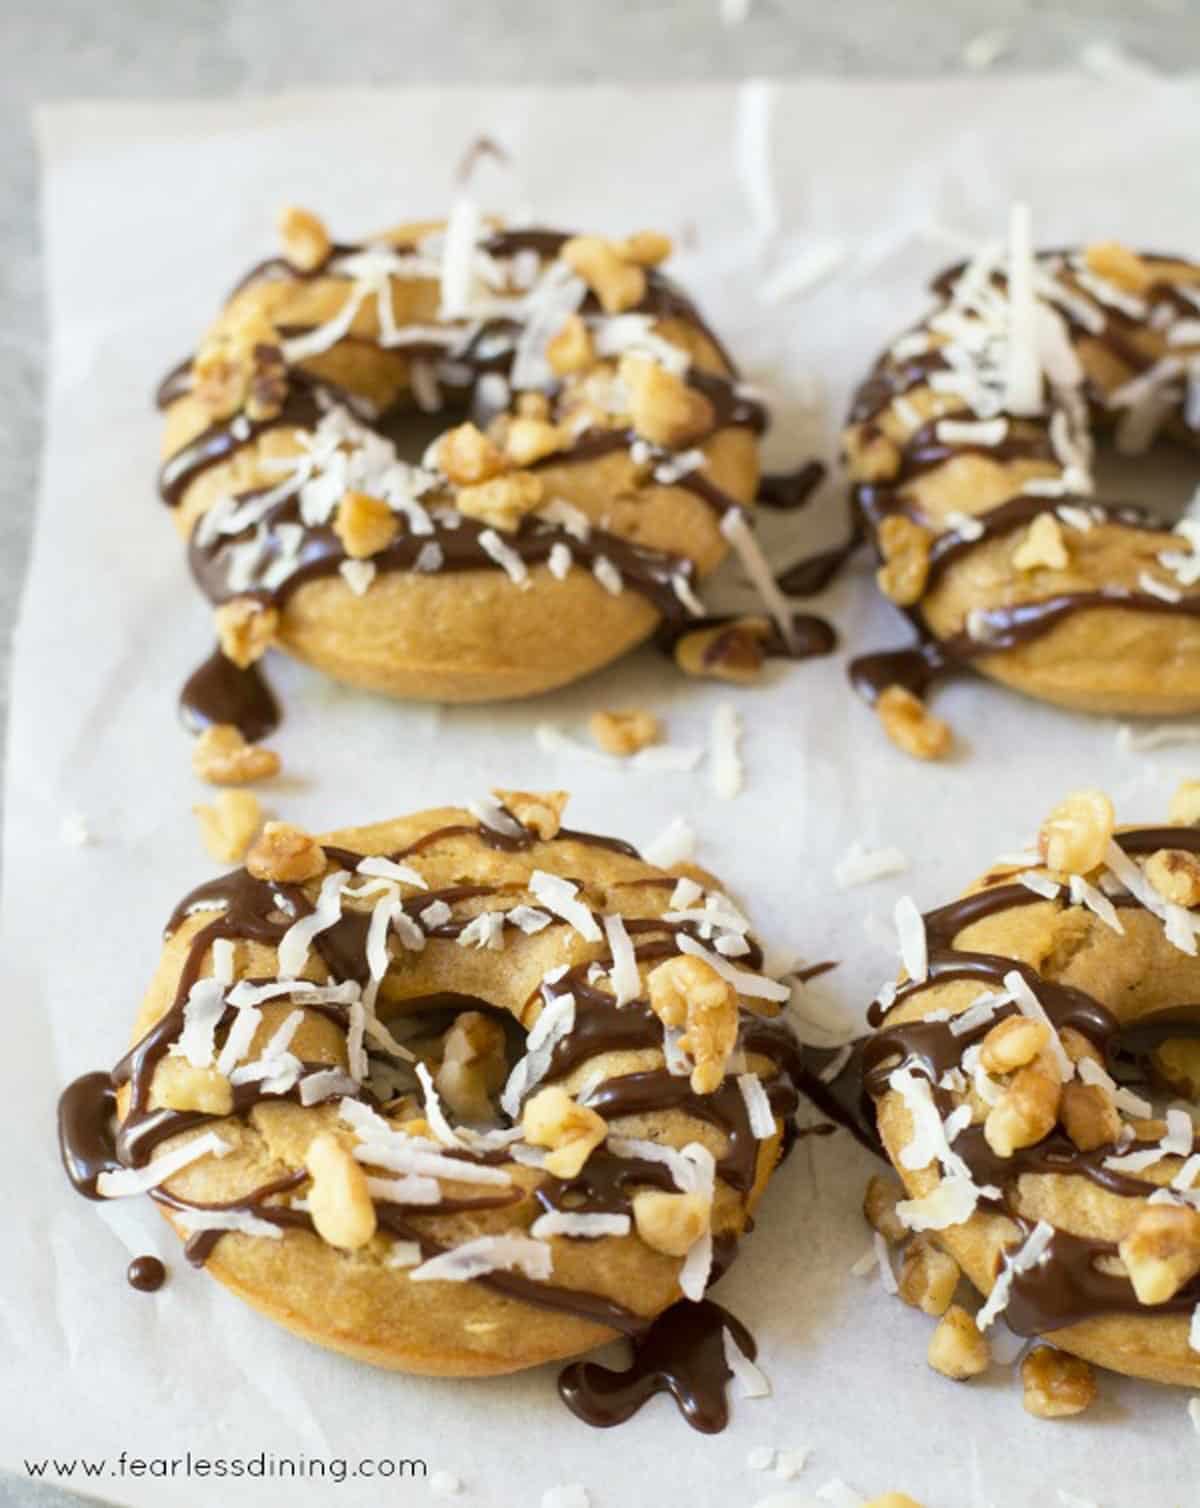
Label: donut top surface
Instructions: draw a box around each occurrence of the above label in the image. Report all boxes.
[863,786,1200,1379]
[60,794,813,1369]
[843,234,1200,736]
[158,212,770,664]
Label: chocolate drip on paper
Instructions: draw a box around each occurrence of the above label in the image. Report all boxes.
[126,1256,166,1292]
[179,645,281,742]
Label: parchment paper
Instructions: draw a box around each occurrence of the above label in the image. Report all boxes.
[8,78,1200,1508]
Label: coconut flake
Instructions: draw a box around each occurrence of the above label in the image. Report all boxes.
[277,870,350,978]
[720,509,800,654]
[893,895,928,984]
[477,528,531,589]
[936,417,1008,447]
[1068,873,1125,934]
[643,816,696,868]
[759,242,846,304]
[631,744,705,773]
[675,933,790,1002]
[457,911,506,950]
[1140,570,1183,604]
[530,1211,630,1240]
[97,1131,230,1199]
[171,979,228,1069]
[874,1230,898,1295]
[357,855,427,888]
[1005,203,1042,416]
[834,842,908,889]
[409,1234,552,1284]
[738,1073,777,1139]
[542,1488,590,1508]
[169,1206,285,1241]
[603,914,641,1006]
[592,556,623,596]
[530,871,601,942]
[978,1219,1055,1330]
[723,1325,771,1397]
[1004,969,1073,1080]
[507,905,552,935]
[339,559,376,596]
[710,703,744,800]
[299,1068,360,1107]
[1016,870,1061,900]
[416,1061,466,1149]
[500,993,577,1119]
[896,1176,980,1233]
[547,542,573,580]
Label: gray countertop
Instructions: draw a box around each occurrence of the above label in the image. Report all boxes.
[3,5,1199,1501]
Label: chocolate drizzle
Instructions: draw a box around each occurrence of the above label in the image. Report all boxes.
[126,1255,166,1293]
[179,645,281,742]
[862,825,1200,1335]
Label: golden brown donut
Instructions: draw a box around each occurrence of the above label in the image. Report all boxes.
[60,794,801,1376]
[863,782,1200,1387]
[842,232,1200,755]
[159,209,765,711]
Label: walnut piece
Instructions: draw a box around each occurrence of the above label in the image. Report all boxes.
[522,1086,607,1178]
[1021,1347,1097,1418]
[927,1304,990,1380]
[1118,1205,1200,1304]
[1145,847,1200,907]
[192,724,281,786]
[245,821,325,883]
[589,709,661,756]
[897,1236,960,1317]
[631,1189,709,1257]
[620,353,715,449]
[333,491,398,560]
[193,790,262,864]
[616,230,673,267]
[456,471,544,532]
[305,1132,377,1251]
[1059,1081,1121,1152]
[561,235,646,314]
[1012,513,1069,572]
[674,618,770,684]
[864,1495,925,1508]
[546,314,595,377]
[875,515,932,606]
[1083,240,1154,295]
[1150,1036,1200,1100]
[435,1011,508,1123]
[984,1064,1061,1158]
[863,1174,907,1244]
[150,1057,234,1116]
[875,685,953,761]
[436,422,509,486]
[191,309,280,420]
[647,955,738,1094]
[1038,789,1114,875]
[277,205,332,272]
[979,1016,1050,1075]
[504,417,565,467]
[214,598,278,670]
[1168,779,1200,826]
[490,788,568,840]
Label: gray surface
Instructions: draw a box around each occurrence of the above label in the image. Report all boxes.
[4,3,1200,1503]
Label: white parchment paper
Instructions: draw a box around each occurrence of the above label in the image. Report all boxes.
[7,78,1200,1507]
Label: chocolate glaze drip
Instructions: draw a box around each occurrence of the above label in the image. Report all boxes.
[653,609,837,665]
[757,461,825,511]
[862,825,1200,1334]
[58,1071,120,1198]
[127,1255,166,1292]
[558,1297,754,1433]
[776,530,863,598]
[179,645,281,742]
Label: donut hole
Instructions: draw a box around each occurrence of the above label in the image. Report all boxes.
[1090,432,1200,526]
[382,998,527,1129]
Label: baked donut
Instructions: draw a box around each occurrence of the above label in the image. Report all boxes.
[58,793,805,1377]
[159,207,768,723]
[843,225,1200,754]
[862,782,1200,1387]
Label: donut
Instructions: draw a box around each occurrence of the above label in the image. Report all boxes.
[58,793,806,1379]
[842,226,1200,754]
[158,207,769,725]
[862,782,1200,1387]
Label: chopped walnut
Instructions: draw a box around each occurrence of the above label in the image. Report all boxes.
[1059,1025,1104,1070]
[674,618,770,684]
[515,391,552,421]
[1060,1081,1121,1152]
[245,821,325,883]
[631,1189,709,1257]
[979,1016,1050,1075]
[1145,847,1200,907]
[1151,1036,1200,1100]
[504,417,565,467]
[620,353,715,449]
[277,204,332,272]
[589,709,661,756]
[522,1086,607,1178]
[1038,789,1114,875]
[647,955,738,1094]
[214,598,278,670]
[151,1057,234,1116]
[333,491,399,560]
[897,1236,960,1317]
[546,314,595,377]
[1169,779,1200,826]
[875,515,932,606]
[436,422,510,486]
[1118,1204,1200,1304]
[561,235,646,314]
[617,230,673,267]
[492,788,568,840]
[456,471,544,532]
[876,685,953,761]
[1083,240,1154,295]
[193,790,262,864]
[1021,1347,1097,1418]
[864,1495,926,1508]
[1012,513,1069,572]
[927,1304,990,1380]
[435,1011,508,1122]
[984,1065,1061,1158]
[305,1132,377,1251]
[863,1174,907,1244]
[192,310,282,421]
[192,724,281,786]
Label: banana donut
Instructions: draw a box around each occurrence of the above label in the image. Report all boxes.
[843,228,1200,753]
[58,794,804,1378]
[159,207,767,723]
[862,783,1200,1387]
